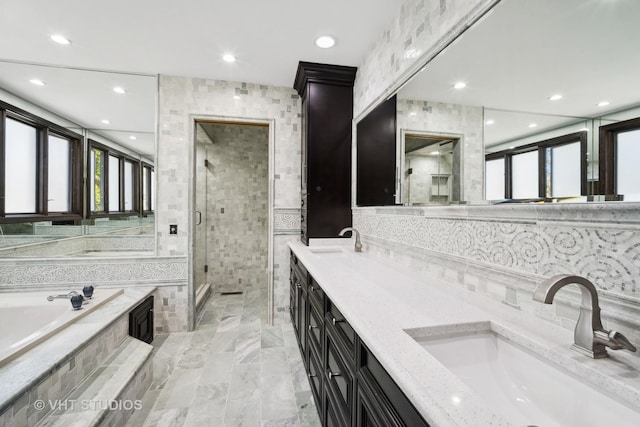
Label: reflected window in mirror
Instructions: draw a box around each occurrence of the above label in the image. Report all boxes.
[88,140,141,217]
[1,101,82,221]
[485,131,587,201]
[142,163,154,213]
[599,117,640,201]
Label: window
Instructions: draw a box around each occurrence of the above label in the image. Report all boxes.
[485,157,505,200]
[108,155,120,212]
[87,140,141,216]
[5,118,37,214]
[485,131,587,200]
[48,134,72,212]
[142,163,154,212]
[599,117,640,201]
[1,101,81,221]
[90,147,105,212]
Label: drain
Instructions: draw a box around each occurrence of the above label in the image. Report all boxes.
[220,291,243,295]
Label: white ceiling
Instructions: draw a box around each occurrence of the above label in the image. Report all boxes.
[398,0,640,147]
[0,0,404,156]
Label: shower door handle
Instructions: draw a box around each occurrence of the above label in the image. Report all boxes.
[196,211,202,225]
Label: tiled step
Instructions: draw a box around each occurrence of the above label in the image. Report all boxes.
[37,336,153,427]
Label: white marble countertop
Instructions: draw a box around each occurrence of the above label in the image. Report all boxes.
[289,241,640,427]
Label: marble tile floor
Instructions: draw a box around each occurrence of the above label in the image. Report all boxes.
[125,289,321,427]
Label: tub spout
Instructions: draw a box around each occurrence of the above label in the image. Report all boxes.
[47,291,79,302]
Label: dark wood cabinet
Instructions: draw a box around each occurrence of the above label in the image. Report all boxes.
[129,295,154,344]
[356,95,397,206]
[290,251,430,427]
[294,62,357,244]
[290,252,309,366]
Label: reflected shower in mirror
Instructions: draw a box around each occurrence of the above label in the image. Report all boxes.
[359,0,640,206]
[0,60,156,257]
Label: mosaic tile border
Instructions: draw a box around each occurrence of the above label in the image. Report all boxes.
[0,256,187,288]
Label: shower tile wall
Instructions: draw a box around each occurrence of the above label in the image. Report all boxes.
[398,99,484,203]
[198,123,269,294]
[157,76,302,327]
[353,0,496,117]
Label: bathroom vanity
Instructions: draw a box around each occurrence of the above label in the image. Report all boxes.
[289,241,640,427]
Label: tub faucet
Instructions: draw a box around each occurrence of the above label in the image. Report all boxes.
[338,227,362,252]
[533,274,637,358]
[47,291,79,302]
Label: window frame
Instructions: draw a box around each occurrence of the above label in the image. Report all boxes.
[598,116,640,197]
[87,140,141,218]
[141,162,154,215]
[0,100,82,223]
[485,131,587,200]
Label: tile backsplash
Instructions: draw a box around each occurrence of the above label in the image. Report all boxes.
[353,203,640,345]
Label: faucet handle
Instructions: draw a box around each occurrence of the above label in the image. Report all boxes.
[609,330,637,352]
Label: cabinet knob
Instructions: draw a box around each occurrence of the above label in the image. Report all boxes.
[308,324,317,331]
[328,370,341,380]
[309,285,315,292]
[296,283,301,289]
[332,317,343,326]
[308,373,316,379]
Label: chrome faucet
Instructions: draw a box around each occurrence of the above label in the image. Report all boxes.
[47,291,79,301]
[533,274,637,358]
[338,227,362,252]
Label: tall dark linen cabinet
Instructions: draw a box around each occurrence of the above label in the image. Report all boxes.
[294,62,357,244]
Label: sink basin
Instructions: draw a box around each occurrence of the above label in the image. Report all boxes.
[406,322,640,427]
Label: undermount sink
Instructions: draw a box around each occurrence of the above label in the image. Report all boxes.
[406,322,640,427]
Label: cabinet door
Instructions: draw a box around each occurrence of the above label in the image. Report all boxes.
[356,95,397,206]
[359,344,430,427]
[356,381,392,427]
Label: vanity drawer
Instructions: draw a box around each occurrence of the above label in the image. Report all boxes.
[326,299,356,365]
[325,329,354,426]
[290,251,309,285]
[308,277,324,312]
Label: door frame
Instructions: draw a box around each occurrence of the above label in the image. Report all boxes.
[188,114,275,330]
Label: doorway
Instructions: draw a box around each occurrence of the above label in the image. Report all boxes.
[192,118,273,328]
[400,131,462,205]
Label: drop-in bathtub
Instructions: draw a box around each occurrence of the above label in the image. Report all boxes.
[0,288,123,367]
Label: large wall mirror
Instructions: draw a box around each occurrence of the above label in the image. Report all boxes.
[357,0,640,206]
[0,60,156,257]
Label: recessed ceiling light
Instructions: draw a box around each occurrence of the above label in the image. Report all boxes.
[129,135,137,140]
[29,79,45,86]
[597,101,610,107]
[409,112,417,116]
[315,36,336,49]
[223,53,236,63]
[453,82,466,89]
[50,34,71,45]
[485,120,495,125]
[508,146,515,149]
[528,123,538,128]
[233,95,240,100]
[430,151,440,156]
[113,87,126,94]
[549,94,563,101]
[101,119,111,125]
